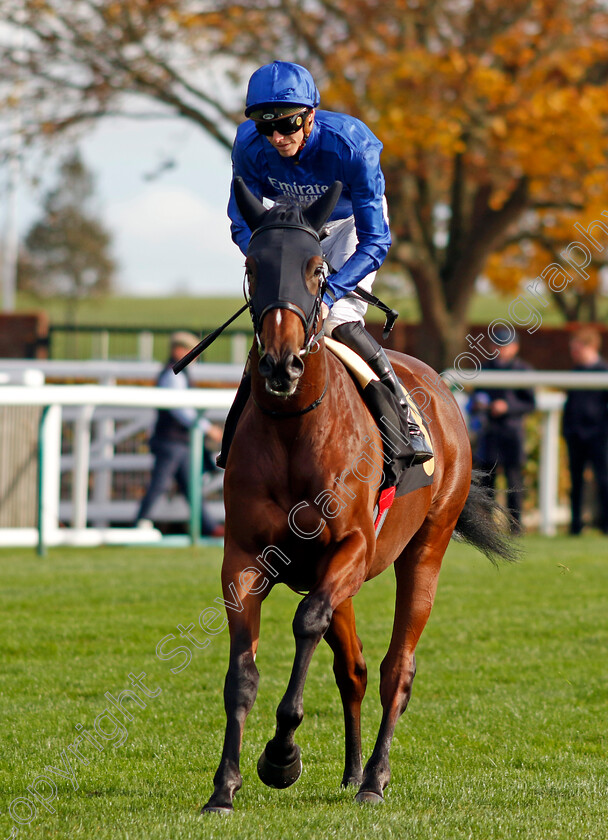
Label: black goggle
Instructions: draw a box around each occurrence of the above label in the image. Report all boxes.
[253,110,309,137]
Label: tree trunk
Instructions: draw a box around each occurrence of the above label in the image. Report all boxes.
[413,310,470,372]
[400,256,475,371]
[389,176,531,370]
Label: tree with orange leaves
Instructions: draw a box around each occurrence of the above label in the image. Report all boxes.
[2,0,607,368]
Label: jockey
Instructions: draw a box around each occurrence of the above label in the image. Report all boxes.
[217,60,432,468]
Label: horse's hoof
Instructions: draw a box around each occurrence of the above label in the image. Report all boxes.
[355,789,385,805]
[341,775,363,788]
[200,804,234,816]
[257,745,302,789]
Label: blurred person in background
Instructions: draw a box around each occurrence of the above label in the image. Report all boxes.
[468,327,535,533]
[135,331,224,537]
[562,326,608,536]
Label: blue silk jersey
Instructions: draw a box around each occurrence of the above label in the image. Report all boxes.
[228,110,392,301]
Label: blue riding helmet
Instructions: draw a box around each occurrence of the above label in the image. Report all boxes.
[245,61,320,117]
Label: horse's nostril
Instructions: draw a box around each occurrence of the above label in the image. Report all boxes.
[259,352,303,384]
[259,353,275,379]
[286,354,304,379]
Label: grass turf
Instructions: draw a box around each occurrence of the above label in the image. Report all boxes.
[17,289,589,331]
[0,535,606,839]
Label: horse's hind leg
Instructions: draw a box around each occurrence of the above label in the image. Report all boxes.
[356,529,450,804]
[324,597,367,787]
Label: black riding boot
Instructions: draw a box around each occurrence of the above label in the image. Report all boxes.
[332,321,433,465]
[215,373,252,469]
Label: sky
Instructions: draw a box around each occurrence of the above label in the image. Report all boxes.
[11,115,246,297]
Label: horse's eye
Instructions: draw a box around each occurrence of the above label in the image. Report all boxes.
[305,257,325,294]
[245,259,257,295]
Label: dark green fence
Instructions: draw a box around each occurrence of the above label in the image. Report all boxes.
[47,324,253,363]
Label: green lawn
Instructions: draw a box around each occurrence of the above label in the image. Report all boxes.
[18,289,602,364]
[17,289,587,332]
[16,293,251,330]
[1,536,607,839]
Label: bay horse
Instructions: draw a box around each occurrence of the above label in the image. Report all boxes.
[202,178,515,813]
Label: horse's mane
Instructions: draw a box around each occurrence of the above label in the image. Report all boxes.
[261,197,312,231]
[272,195,300,209]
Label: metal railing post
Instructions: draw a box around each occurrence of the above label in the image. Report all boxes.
[37,403,62,556]
[538,395,563,536]
[189,419,204,544]
[72,404,95,529]
[37,406,50,557]
[231,332,248,365]
[138,331,154,361]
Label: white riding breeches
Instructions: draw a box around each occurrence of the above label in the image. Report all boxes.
[322,196,388,336]
[321,216,373,336]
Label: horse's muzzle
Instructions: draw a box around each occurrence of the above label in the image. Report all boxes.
[259,351,304,396]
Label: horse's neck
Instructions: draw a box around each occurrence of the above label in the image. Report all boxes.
[249,343,374,487]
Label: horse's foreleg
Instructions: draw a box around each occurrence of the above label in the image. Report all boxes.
[258,531,368,790]
[256,594,328,789]
[202,585,263,814]
[357,529,451,805]
[324,597,367,787]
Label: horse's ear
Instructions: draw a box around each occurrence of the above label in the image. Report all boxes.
[234,176,267,232]
[303,181,343,233]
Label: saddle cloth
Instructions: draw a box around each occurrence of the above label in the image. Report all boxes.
[325,337,435,535]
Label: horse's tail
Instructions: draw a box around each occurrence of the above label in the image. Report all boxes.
[453,470,521,565]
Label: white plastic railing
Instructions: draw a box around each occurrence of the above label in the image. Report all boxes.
[0,359,243,384]
[443,369,608,537]
[1,368,607,548]
[0,384,235,553]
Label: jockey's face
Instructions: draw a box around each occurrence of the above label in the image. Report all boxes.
[267,127,304,156]
[266,110,314,157]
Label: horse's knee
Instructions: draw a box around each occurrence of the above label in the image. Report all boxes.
[225,650,259,714]
[292,595,333,640]
[379,652,416,714]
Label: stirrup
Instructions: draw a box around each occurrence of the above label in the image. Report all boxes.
[383,376,433,464]
[378,377,433,466]
[377,372,434,462]
[405,420,433,465]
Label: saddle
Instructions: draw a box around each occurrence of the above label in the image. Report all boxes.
[325,338,434,534]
